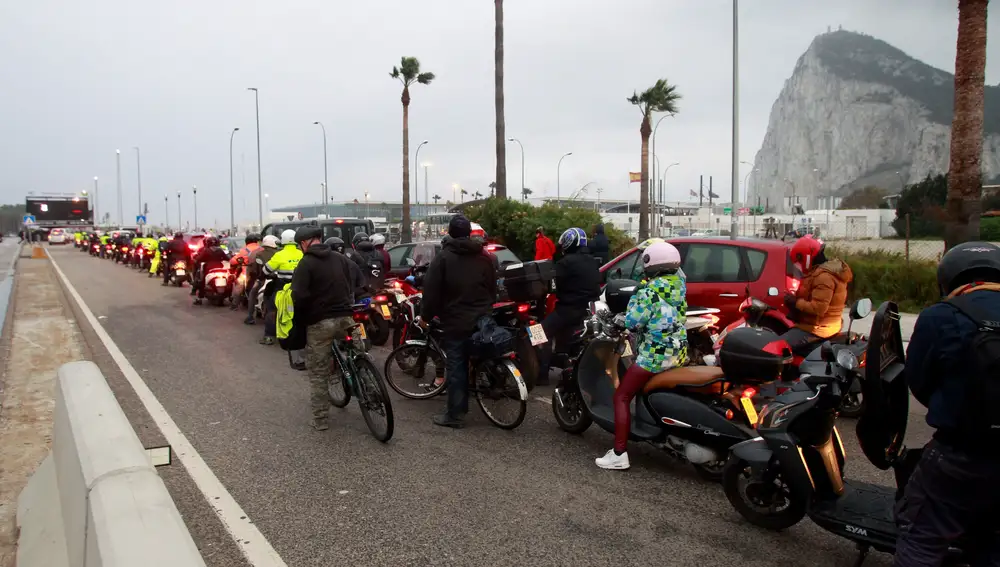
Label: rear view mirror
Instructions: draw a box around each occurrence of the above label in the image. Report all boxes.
[850,298,872,320]
[406,257,416,267]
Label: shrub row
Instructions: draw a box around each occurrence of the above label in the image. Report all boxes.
[828,247,939,313]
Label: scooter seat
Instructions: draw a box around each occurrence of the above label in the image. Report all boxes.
[643,365,726,393]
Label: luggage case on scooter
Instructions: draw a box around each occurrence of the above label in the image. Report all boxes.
[718,327,792,382]
[503,260,555,302]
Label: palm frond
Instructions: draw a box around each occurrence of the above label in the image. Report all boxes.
[416,72,435,85]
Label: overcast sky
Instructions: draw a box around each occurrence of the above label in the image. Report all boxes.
[2,0,997,227]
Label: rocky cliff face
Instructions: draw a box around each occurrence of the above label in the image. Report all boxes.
[751,30,1000,211]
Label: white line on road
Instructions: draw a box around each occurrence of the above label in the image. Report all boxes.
[48,252,288,567]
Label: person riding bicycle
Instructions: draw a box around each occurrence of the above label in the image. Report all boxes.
[536,227,602,386]
[290,226,359,431]
[162,232,191,285]
[894,241,1000,567]
[595,241,688,471]
[781,235,853,349]
[245,235,279,325]
[191,236,230,305]
[419,215,497,429]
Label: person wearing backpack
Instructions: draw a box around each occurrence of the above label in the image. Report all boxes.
[894,241,1000,567]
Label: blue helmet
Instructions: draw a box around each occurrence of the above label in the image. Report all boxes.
[558,227,588,252]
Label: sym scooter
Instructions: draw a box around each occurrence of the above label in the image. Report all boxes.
[553,279,784,480]
[722,300,979,565]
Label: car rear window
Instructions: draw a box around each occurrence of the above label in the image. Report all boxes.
[746,249,768,281]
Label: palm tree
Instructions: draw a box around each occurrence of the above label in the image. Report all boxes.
[494,0,507,199]
[488,181,497,197]
[628,79,681,240]
[432,194,441,205]
[945,0,990,249]
[390,56,435,243]
[474,191,484,200]
[521,187,532,200]
[460,188,469,203]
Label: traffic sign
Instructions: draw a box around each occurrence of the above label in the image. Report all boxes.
[738,207,750,215]
[22,214,35,225]
[723,207,732,215]
[136,215,147,224]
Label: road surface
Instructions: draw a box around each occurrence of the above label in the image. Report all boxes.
[46,245,934,567]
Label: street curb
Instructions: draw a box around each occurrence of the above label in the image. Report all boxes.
[0,242,24,340]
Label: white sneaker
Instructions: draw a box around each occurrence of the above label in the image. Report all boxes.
[595,449,630,470]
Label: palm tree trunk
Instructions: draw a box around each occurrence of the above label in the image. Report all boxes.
[945,0,989,250]
[494,0,507,199]
[639,113,652,240]
[401,90,412,244]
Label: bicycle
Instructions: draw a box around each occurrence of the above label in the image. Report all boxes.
[327,310,394,442]
[383,321,528,429]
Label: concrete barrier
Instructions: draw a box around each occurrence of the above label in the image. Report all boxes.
[16,361,206,567]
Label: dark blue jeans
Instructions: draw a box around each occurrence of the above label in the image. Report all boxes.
[441,336,472,419]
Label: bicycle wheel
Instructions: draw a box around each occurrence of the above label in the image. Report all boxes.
[353,357,394,442]
[383,343,447,399]
[328,356,351,408]
[474,358,528,430]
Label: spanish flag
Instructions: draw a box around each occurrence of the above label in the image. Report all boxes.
[629,172,642,183]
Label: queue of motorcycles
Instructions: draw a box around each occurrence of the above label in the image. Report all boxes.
[79,234,931,564]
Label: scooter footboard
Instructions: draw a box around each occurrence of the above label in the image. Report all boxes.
[730,437,773,475]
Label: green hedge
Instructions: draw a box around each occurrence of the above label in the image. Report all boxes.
[828,247,939,313]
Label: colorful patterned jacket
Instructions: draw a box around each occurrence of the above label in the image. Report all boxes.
[624,273,688,372]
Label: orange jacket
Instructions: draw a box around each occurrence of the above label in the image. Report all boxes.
[793,258,853,338]
[232,242,260,272]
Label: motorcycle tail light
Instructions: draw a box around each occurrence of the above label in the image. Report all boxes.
[516,303,530,314]
[741,387,757,399]
[725,409,734,420]
[391,281,401,289]
[374,295,388,302]
[352,312,368,322]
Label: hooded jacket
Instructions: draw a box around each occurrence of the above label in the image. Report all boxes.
[555,248,602,309]
[421,237,497,338]
[591,224,610,264]
[792,258,854,338]
[290,243,356,327]
[534,234,556,261]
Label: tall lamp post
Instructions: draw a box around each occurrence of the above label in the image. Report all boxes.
[422,163,432,212]
[164,195,169,232]
[115,149,123,225]
[414,140,428,215]
[650,115,671,236]
[93,177,99,226]
[133,147,142,224]
[740,160,754,203]
[364,191,370,219]
[729,0,741,240]
[508,138,525,201]
[247,87,263,227]
[264,193,269,218]
[192,186,198,230]
[557,151,573,206]
[229,128,239,233]
[177,191,182,230]
[313,121,329,217]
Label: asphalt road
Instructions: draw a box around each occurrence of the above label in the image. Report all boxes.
[48,245,934,567]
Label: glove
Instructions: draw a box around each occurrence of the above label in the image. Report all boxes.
[783,293,798,310]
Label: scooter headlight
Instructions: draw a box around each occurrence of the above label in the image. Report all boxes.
[836,349,859,372]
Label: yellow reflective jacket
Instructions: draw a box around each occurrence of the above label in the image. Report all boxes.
[275,283,294,340]
[264,244,303,281]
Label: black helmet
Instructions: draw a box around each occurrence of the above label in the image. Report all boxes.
[204,236,220,248]
[245,233,261,244]
[174,232,184,239]
[294,226,323,245]
[325,236,345,252]
[937,241,1000,295]
[352,232,370,246]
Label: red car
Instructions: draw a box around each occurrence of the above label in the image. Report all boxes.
[599,237,800,329]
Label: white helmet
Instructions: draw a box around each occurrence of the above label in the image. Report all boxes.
[261,235,279,249]
[280,229,296,245]
[641,241,682,277]
[371,233,386,246]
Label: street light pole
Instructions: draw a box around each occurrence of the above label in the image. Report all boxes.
[557,151,573,206]
[364,191,370,219]
[192,186,198,230]
[508,138,524,200]
[177,191,182,230]
[651,114,670,237]
[313,121,329,217]
[248,87,263,227]
[115,149,122,226]
[229,127,239,233]
[414,140,428,215]
[164,195,169,232]
[133,147,142,224]
[422,164,431,211]
[729,0,740,241]
[93,177,99,226]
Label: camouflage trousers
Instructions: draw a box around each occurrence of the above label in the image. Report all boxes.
[306,316,356,420]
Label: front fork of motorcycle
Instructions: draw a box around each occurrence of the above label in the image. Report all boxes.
[552,369,578,410]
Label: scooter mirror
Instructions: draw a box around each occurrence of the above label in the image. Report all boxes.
[406,257,416,267]
[849,298,872,320]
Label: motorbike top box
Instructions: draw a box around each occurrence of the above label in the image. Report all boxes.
[503,260,555,302]
[719,327,792,383]
[604,279,641,315]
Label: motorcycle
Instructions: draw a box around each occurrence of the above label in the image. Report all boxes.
[552,279,781,481]
[199,266,232,306]
[169,258,190,287]
[717,297,869,417]
[117,244,131,265]
[720,299,977,566]
[90,242,101,257]
[366,292,393,346]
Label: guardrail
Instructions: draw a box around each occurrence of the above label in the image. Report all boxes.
[16,361,206,567]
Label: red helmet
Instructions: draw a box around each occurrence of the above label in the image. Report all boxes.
[789,235,824,271]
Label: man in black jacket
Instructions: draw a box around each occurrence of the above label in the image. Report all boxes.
[191,236,230,305]
[291,226,359,431]
[537,227,602,385]
[420,215,497,428]
[162,233,192,286]
[591,223,610,265]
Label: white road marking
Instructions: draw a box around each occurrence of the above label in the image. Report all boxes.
[48,252,288,567]
[534,395,552,405]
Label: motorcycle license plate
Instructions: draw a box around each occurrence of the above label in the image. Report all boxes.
[357,324,368,339]
[176,269,186,276]
[394,292,406,304]
[379,304,391,319]
[741,397,759,427]
[527,324,547,346]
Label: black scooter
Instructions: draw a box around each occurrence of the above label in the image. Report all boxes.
[722,300,976,566]
[553,279,771,481]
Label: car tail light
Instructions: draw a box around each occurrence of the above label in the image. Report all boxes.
[741,387,757,399]
[374,295,388,302]
[486,244,498,251]
[352,311,368,322]
[516,303,530,313]
[122,247,128,252]
[189,244,197,250]
[335,219,344,224]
